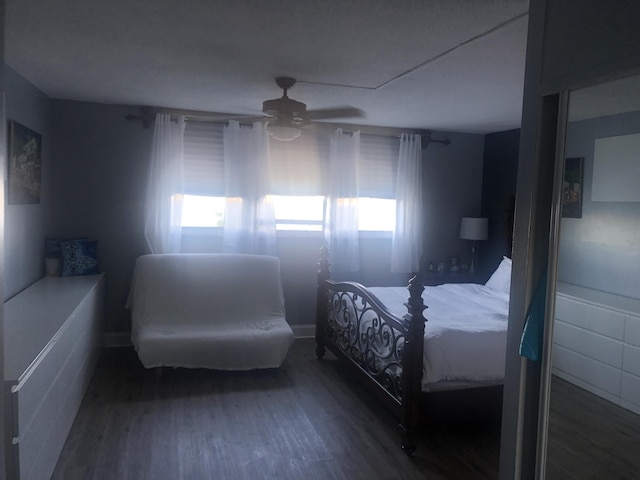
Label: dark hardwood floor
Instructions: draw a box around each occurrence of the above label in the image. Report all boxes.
[546,376,640,480]
[53,338,501,480]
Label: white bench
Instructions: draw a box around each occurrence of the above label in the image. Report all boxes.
[128,254,294,370]
[3,274,105,480]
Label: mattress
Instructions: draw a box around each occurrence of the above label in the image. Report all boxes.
[367,283,509,390]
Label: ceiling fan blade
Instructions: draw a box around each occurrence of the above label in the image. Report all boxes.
[225,115,271,124]
[304,107,365,120]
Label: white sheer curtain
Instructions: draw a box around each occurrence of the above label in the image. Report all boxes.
[324,129,360,272]
[144,114,186,254]
[391,133,423,272]
[222,121,277,255]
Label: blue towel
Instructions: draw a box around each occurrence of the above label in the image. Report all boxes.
[519,272,547,361]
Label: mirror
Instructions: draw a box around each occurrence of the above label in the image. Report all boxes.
[545,75,640,478]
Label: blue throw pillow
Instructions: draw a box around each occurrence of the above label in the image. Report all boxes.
[45,236,88,258]
[59,239,100,276]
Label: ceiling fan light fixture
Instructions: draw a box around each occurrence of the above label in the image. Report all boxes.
[267,123,301,142]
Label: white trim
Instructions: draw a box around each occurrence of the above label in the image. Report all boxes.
[291,324,316,339]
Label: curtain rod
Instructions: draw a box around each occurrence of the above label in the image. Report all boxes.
[337,129,450,146]
[125,106,450,146]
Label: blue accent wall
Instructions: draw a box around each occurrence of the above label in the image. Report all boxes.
[421,132,486,274]
[559,111,640,300]
[482,128,519,278]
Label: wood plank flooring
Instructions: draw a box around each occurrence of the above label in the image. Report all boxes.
[52,339,501,479]
[546,376,640,480]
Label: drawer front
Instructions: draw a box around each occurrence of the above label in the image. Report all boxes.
[553,321,623,368]
[17,317,99,480]
[623,343,640,377]
[555,295,625,340]
[14,310,87,437]
[13,287,102,480]
[13,286,101,437]
[620,372,640,415]
[552,344,622,399]
[625,314,640,347]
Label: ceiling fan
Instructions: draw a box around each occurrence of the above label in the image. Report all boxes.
[127,77,364,138]
[257,76,364,140]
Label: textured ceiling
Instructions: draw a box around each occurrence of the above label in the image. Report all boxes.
[6,0,529,133]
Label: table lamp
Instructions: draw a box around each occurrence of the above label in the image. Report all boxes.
[460,217,488,274]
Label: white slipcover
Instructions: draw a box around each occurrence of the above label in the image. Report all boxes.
[128,254,294,370]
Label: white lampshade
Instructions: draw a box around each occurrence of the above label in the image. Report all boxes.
[267,124,301,142]
[460,217,488,241]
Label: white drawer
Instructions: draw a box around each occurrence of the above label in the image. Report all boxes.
[620,372,640,414]
[15,318,99,480]
[552,344,622,398]
[13,309,88,437]
[623,343,640,376]
[625,314,640,347]
[3,274,105,480]
[553,321,623,368]
[555,294,625,340]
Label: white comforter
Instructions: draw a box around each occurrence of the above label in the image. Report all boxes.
[367,283,509,390]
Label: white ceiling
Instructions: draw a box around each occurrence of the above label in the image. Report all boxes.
[5,0,529,134]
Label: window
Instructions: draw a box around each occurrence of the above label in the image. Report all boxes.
[272,195,324,231]
[357,134,399,232]
[181,195,225,227]
[181,194,396,231]
[358,197,396,231]
[181,122,226,228]
[180,124,400,232]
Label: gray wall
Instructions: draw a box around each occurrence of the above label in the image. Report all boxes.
[422,132,485,272]
[5,67,486,332]
[3,66,50,299]
[559,111,640,300]
[48,99,152,333]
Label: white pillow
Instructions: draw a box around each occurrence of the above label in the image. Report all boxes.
[485,256,512,295]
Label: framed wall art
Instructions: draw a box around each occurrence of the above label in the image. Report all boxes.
[562,156,584,218]
[8,120,42,205]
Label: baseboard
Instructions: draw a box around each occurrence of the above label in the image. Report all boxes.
[291,324,316,339]
[103,324,315,348]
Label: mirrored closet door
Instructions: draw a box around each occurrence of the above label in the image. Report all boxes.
[545,74,640,479]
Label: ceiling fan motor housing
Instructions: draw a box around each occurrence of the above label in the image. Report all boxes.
[263,76,307,122]
[262,97,307,120]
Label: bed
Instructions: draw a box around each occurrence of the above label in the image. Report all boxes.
[315,248,512,453]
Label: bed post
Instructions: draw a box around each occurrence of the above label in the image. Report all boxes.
[315,246,330,359]
[400,273,426,454]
